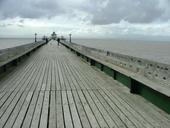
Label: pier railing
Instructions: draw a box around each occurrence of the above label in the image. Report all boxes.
[61,41,170,114]
[0,41,46,69]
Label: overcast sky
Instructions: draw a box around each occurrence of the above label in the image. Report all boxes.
[0,0,170,38]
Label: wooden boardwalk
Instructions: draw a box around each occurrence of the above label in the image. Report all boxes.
[0,41,170,128]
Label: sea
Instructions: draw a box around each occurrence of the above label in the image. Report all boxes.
[73,38,170,65]
[0,38,37,50]
[0,38,170,64]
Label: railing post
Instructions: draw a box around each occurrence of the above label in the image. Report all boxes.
[3,65,7,72]
[13,59,18,66]
[113,70,117,80]
[69,34,72,43]
[35,33,37,42]
[130,79,139,94]
[101,64,104,71]
[90,59,95,66]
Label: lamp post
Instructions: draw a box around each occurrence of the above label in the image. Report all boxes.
[69,34,72,43]
[35,33,37,42]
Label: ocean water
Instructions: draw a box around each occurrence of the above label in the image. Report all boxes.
[0,38,170,64]
[73,38,170,64]
[0,38,36,50]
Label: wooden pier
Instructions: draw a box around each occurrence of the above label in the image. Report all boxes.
[0,41,170,128]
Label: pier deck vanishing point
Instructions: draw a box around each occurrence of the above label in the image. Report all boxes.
[0,41,170,128]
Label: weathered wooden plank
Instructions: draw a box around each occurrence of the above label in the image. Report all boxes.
[0,62,37,118]
[77,90,100,128]
[36,58,48,91]
[68,61,99,90]
[35,58,47,91]
[69,57,100,90]
[67,47,170,127]
[108,89,156,128]
[27,58,45,91]
[90,69,170,127]
[64,61,89,90]
[65,61,115,127]
[88,90,119,128]
[73,66,135,127]
[68,57,147,127]
[56,91,65,128]
[12,92,33,128]
[41,60,49,91]
[19,58,46,127]
[60,59,71,90]
[0,41,170,128]
[3,60,43,128]
[55,59,61,91]
[39,91,50,128]
[0,91,6,100]
[67,91,82,128]
[51,60,56,90]
[0,55,36,91]
[113,89,170,128]
[62,44,166,127]
[65,60,119,127]
[1,52,41,91]
[100,90,146,128]
[82,90,109,128]
[30,91,44,128]
[30,58,46,91]
[62,59,76,90]
[96,90,136,128]
[22,91,39,128]
[62,91,73,128]
[46,59,52,91]
[0,61,34,107]
[0,46,42,127]
[63,60,80,90]
[57,59,66,91]
[49,91,56,128]
[72,91,91,128]
[0,91,24,127]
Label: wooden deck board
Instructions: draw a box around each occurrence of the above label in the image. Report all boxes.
[22,91,39,128]
[0,59,38,121]
[39,91,50,128]
[67,91,82,128]
[30,91,44,128]
[0,40,170,128]
[56,91,65,128]
[49,91,56,128]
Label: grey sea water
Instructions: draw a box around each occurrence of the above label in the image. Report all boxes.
[73,38,170,64]
[0,38,35,50]
[0,38,170,64]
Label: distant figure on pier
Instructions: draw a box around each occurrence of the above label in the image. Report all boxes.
[57,38,60,46]
[45,38,48,44]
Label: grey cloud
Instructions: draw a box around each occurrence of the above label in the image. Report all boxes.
[17,24,24,27]
[0,0,170,25]
[86,0,170,25]
[0,23,12,27]
[0,0,64,19]
[88,0,169,24]
[19,19,24,23]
